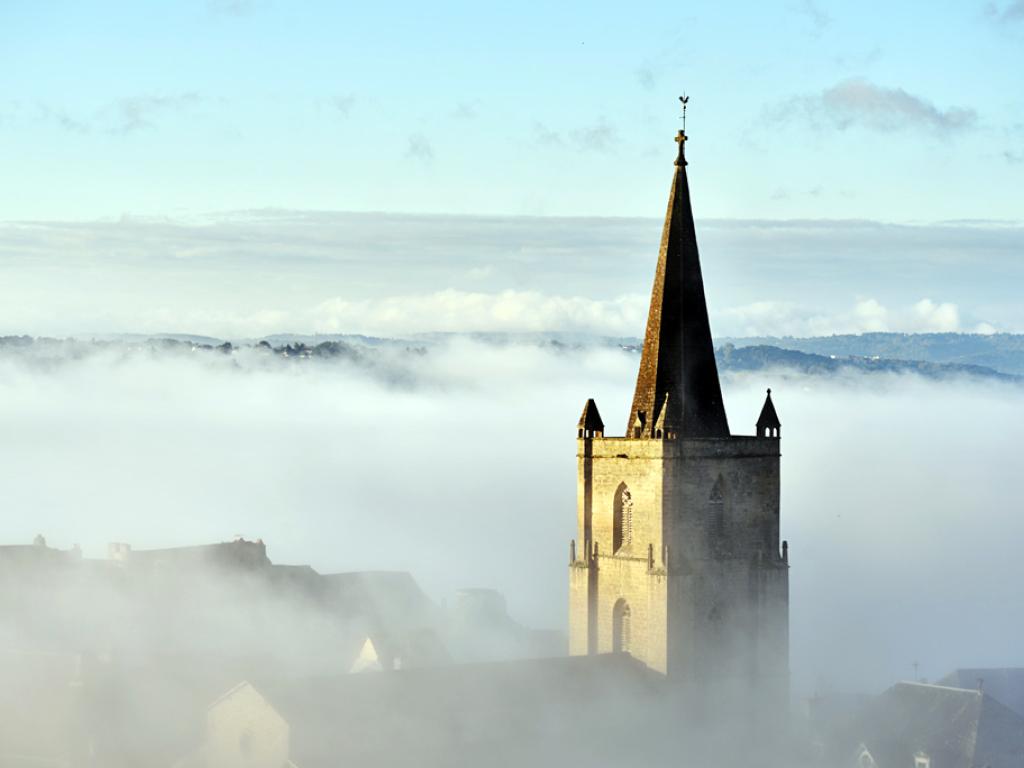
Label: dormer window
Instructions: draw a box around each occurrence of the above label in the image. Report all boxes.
[857,747,876,768]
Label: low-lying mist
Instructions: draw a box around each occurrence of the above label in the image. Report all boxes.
[1,338,1021,697]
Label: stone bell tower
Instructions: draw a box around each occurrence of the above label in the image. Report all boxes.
[568,125,789,716]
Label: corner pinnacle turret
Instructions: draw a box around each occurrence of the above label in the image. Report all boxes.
[627,118,729,439]
[756,388,781,438]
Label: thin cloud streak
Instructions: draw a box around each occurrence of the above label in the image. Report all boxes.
[794,0,831,35]
[332,95,356,117]
[207,0,257,16]
[986,0,1024,22]
[773,78,977,134]
[105,93,202,134]
[31,93,202,135]
[569,117,618,152]
[406,133,435,162]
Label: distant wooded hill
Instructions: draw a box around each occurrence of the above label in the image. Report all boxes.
[715,344,1021,383]
[721,333,1024,376]
[3,332,1023,384]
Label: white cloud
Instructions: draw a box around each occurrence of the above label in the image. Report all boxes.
[852,298,889,331]
[720,297,986,337]
[910,298,960,332]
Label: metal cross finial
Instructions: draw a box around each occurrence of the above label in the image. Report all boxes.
[679,94,689,133]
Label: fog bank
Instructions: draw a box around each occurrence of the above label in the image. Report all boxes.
[1,339,1021,696]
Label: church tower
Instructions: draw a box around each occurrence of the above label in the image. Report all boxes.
[569,125,789,716]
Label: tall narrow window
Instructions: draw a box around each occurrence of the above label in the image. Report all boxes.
[612,599,631,654]
[709,475,726,549]
[613,483,633,553]
[710,475,725,511]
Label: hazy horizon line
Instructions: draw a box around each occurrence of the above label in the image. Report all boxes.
[4,207,1024,229]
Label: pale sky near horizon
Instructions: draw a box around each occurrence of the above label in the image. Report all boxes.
[0,0,1022,337]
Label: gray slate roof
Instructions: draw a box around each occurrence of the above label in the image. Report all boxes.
[938,669,1024,719]
[841,682,1024,768]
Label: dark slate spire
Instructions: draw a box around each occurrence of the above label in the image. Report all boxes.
[756,388,781,438]
[627,129,729,439]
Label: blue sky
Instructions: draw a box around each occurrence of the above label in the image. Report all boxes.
[0,0,1022,337]
[2,0,1021,221]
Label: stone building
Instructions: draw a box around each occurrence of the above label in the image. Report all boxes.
[569,127,790,719]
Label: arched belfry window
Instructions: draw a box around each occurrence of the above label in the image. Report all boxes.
[612,598,632,654]
[613,483,633,553]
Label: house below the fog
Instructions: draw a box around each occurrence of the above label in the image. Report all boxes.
[815,681,1024,768]
[175,654,671,768]
[0,535,563,768]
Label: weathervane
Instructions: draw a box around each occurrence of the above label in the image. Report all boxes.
[679,94,690,134]
[675,94,690,166]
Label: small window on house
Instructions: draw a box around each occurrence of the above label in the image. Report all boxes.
[239,729,253,758]
[613,483,633,553]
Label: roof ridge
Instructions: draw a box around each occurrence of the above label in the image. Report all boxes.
[895,680,982,695]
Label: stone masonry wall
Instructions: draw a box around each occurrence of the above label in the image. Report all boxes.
[570,433,788,713]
